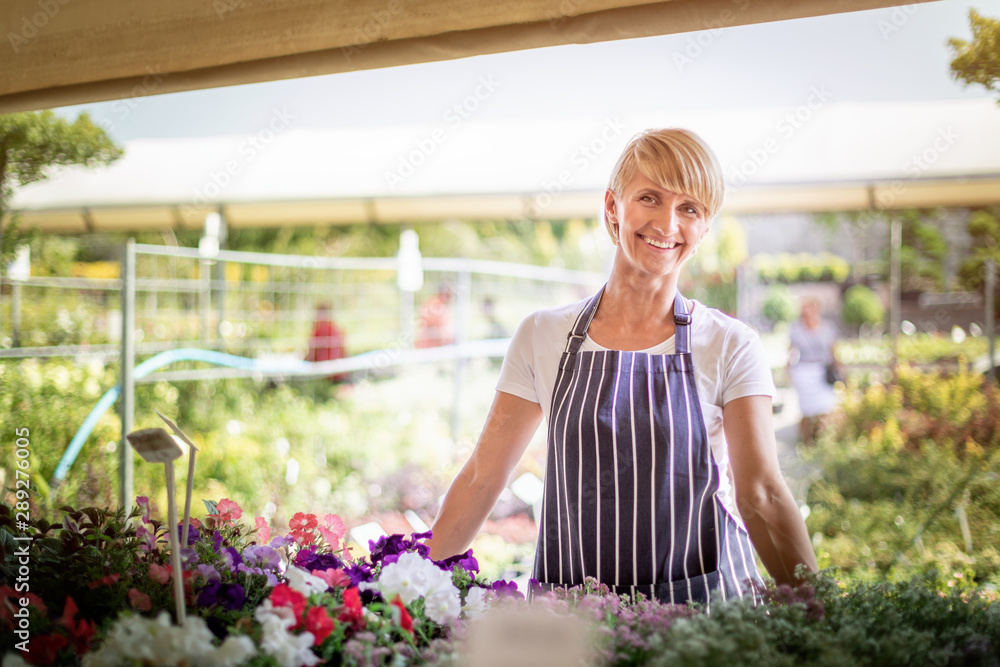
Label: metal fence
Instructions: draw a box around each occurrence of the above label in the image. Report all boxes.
[2,240,605,503]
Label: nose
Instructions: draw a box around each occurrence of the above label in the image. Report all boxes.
[655,207,681,235]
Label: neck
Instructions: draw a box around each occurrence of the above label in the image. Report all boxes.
[599,255,681,328]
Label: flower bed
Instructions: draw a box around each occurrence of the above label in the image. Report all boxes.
[2,500,999,667]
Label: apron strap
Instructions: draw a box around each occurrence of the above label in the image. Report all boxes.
[674,292,692,355]
[563,286,693,355]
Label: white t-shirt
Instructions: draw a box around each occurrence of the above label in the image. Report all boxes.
[496,296,776,518]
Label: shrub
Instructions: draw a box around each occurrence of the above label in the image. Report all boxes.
[762,285,798,324]
[841,285,885,326]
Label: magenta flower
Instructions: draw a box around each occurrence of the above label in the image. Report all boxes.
[135,496,150,524]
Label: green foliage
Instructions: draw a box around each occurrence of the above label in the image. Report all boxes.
[0,110,123,270]
[805,365,1000,584]
[887,209,950,292]
[959,208,1000,291]
[753,253,850,284]
[762,285,798,324]
[0,111,121,197]
[841,285,885,326]
[949,9,1000,99]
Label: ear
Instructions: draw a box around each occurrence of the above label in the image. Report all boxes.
[604,190,618,220]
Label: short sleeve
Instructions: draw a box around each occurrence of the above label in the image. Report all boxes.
[721,323,776,405]
[496,313,540,404]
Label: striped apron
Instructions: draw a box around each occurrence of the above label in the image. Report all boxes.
[533,288,763,606]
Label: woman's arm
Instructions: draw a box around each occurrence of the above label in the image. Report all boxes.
[724,395,818,586]
[427,391,543,560]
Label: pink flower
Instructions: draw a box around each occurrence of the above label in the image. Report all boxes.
[149,562,171,585]
[127,588,151,611]
[189,517,202,529]
[255,516,271,544]
[317,514,346,550]
[214,498,243,524]
[311,568,351,588]
[135,496,151,524]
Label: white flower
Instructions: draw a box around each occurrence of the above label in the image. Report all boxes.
[425,588,462,624]
[285,565,329,597]
[2,653,30,667]
[377,552,434,604]
[82,612,259,667]
[214,636,258,667]
[462,587,491,619]
[255,599,297,626]
[257,610,319,667]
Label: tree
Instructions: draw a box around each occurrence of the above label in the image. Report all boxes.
[0,111,123,270]
[949,9,1000,100]
[958,208,1000,291]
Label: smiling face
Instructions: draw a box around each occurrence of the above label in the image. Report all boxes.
[605,173,710,280]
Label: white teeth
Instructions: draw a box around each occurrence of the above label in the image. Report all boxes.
[642,236,676,249]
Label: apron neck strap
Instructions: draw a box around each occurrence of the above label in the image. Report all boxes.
[564,286,694,355]
[673,292,692,355]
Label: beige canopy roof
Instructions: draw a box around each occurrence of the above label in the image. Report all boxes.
[1,0,934,114]
[8,99,1000,233]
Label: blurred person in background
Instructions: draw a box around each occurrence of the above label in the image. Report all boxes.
[417,285,455,348]
[787,297,840,446]
[306,302,348,382]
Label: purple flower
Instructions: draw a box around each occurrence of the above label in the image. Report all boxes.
[197,580,246,611]
[212,531,224,553]
[136,526,155,553]
[435,549,479,574]
[528,578,544,597]
[180,547,200,568]
[196,564,221,582]
[343,562,374,587]
[293,547,343,573]
[242,545,281,570]
[491,579,525,600]
[269,535,295,550]
[224,547,243,568]
[368,532,431,566]
[176,522,200,545]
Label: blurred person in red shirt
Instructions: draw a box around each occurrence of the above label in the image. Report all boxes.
[416,286,455,349]
[306,302,347,381]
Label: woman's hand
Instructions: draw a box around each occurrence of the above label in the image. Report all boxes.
[724,395,818,586]
[427,391,543,561]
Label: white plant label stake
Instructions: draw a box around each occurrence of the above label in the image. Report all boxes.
[155,411,199,549]
[126,427,186,626]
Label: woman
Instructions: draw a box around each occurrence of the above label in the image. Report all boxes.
[427,129,816,603]
[788,298,840,446]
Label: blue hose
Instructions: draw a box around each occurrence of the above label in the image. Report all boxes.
[50,348,313,486]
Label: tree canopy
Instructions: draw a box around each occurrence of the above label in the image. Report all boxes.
[0,111,122,268]
[949,9,1000,99]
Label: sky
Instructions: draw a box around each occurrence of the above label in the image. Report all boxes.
[53,0,999,142]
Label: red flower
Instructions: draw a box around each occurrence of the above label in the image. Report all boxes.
[0,585,46,628]
[26,633,69,665]
[304,606,335,644]
[270,584,308,628]
[87,573,121,589]
[390,595,413,635]
[289,512,318,531]
[57,597,96,656]
[338,587,365,629]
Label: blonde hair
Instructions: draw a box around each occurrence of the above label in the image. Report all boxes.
[605,128,724,240]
